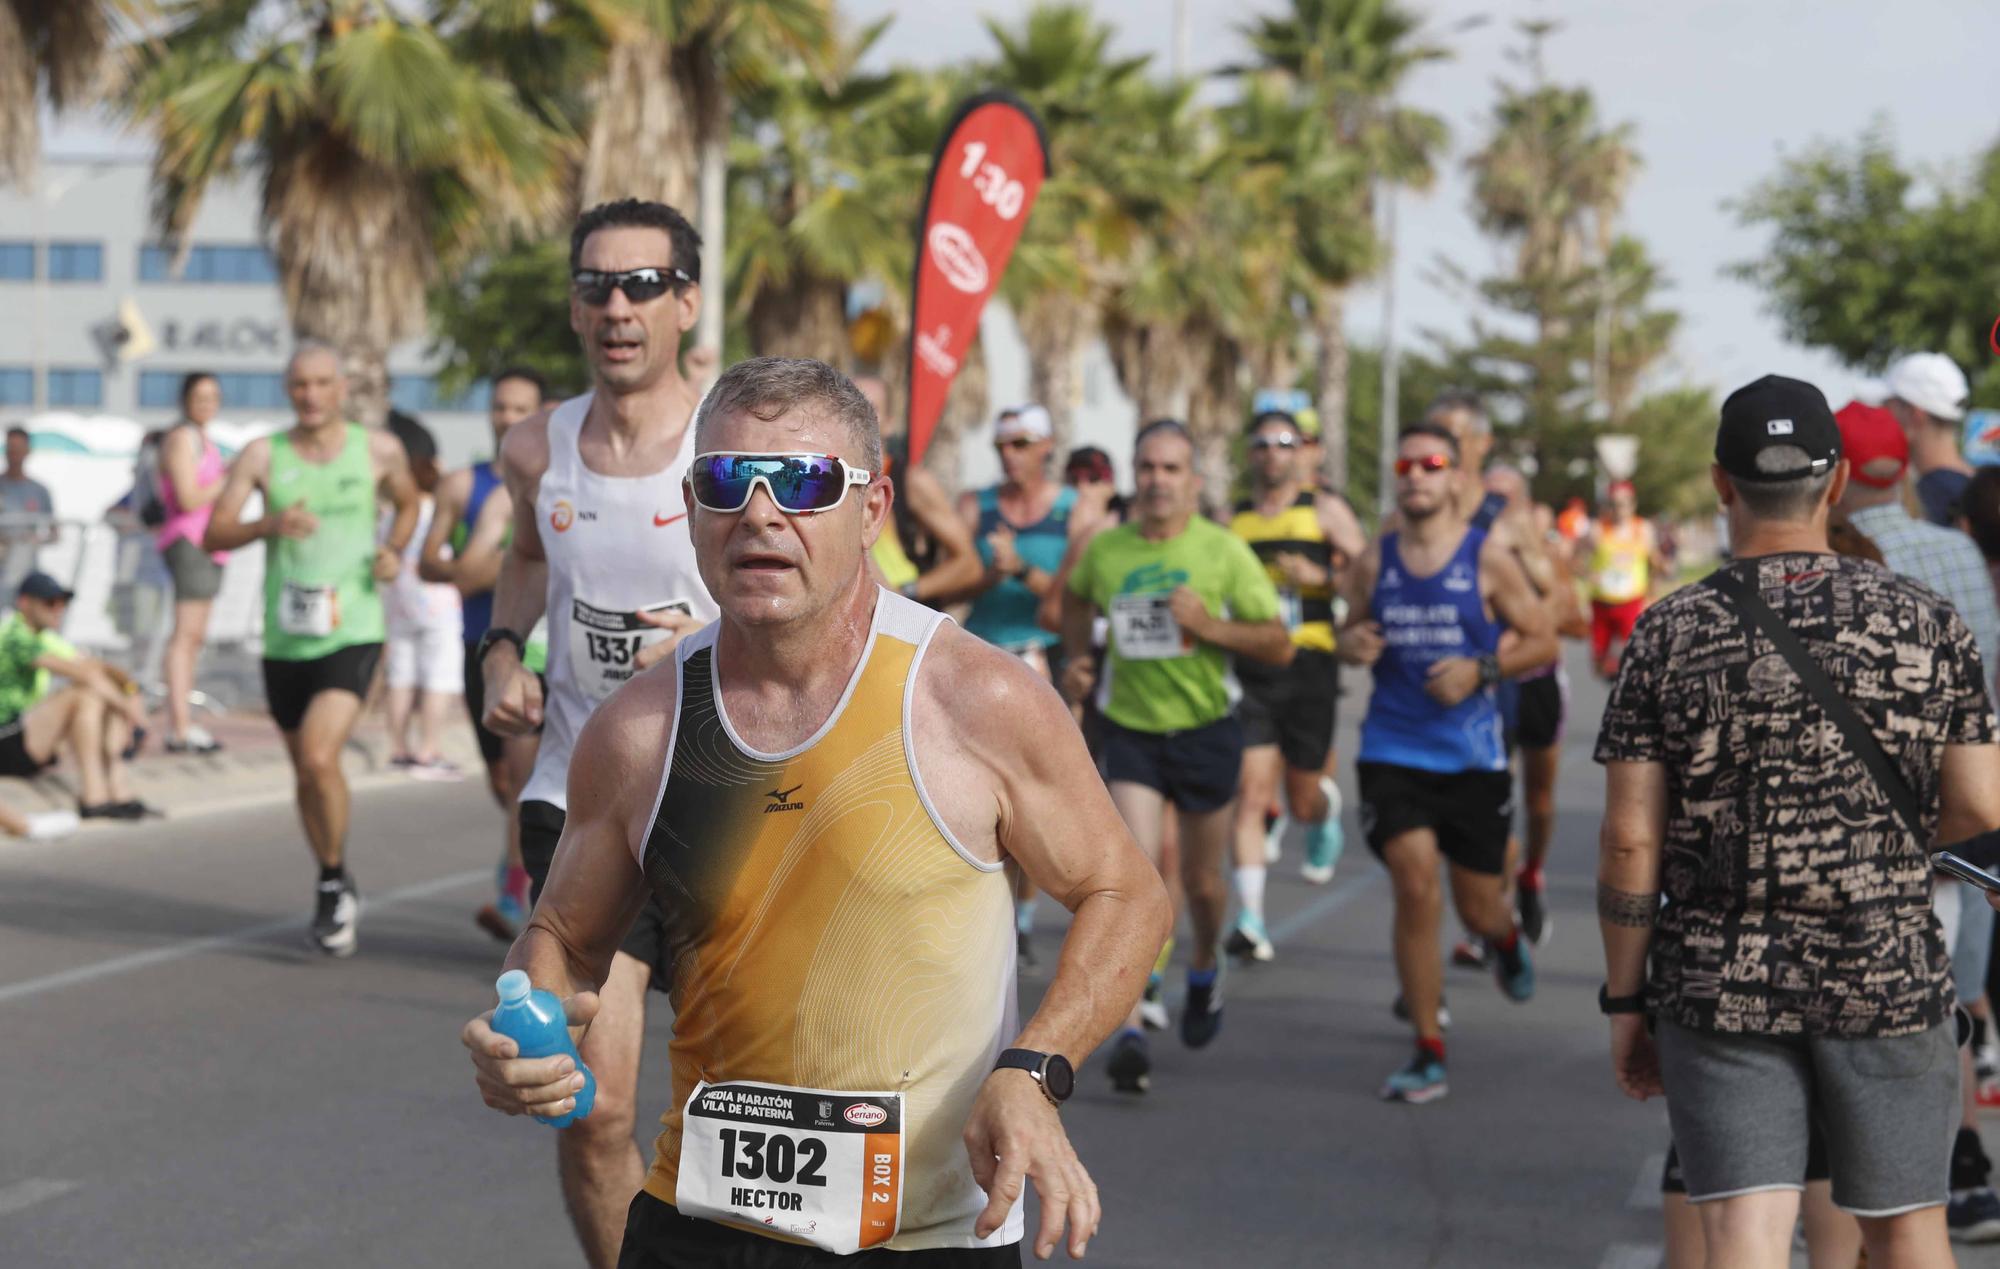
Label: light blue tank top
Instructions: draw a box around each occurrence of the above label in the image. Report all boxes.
[1359,527,1507,773]
[968,484,1074,650]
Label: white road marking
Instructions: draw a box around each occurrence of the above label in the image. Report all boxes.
[0,1178,78,1216]
[1597,1243,1661,1269]
[1630,1151,1665,1209]
[0,868,487,1006]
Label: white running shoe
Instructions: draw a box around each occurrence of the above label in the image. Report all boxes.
[312,878,361,957]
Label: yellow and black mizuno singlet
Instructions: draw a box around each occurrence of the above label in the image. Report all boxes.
[1230,489,1335,652]
[637,590,1021,1250]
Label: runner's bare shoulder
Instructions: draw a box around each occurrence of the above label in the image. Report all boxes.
[497,404,558,490]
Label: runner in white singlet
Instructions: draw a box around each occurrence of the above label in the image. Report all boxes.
[475,199,716,1269]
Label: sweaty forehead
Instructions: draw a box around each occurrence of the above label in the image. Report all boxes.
[1137,433,1192,466]
[290,350,340,379]
[578,226,676,272]
[704,405,865,467]
[1400,433,1452,459]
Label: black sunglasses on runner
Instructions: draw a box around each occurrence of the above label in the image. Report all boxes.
[687,452,874,515]
[571,266,695,306]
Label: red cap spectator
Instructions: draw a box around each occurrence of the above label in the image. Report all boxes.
[1835,400,1909,488]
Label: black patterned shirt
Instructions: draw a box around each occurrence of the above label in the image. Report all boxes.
[1595,552,1997,1038]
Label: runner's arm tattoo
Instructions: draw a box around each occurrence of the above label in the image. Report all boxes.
[1597,882,1658,929]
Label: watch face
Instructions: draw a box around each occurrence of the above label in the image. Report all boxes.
[1043,1054,1075,1101]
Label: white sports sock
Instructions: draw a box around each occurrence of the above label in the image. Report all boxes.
[1234,865,1267,922]
[1320,774,1343,820]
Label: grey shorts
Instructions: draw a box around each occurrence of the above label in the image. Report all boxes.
[163,536,225,602]
[1657,1018,1958,1215]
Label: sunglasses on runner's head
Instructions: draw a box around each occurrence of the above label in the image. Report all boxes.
[1394,453,1453,476]
[687,452,874,515]
[1250,433,1299,451]
[570,266,695,306]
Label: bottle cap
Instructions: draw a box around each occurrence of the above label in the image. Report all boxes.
[496,969,532,1004]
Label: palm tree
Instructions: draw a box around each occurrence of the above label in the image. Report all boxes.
[982,2,1155,449]
[125,1,573,425]
[1239,0,1451,489]
[1,0,144,188]
[727,19,914,364]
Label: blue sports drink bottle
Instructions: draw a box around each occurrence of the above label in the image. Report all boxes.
[491,970,596,1128]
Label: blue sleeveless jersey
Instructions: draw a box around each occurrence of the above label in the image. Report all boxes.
[967,484,1074,650]
[1359,527,1507,773]
[459,460,503,643]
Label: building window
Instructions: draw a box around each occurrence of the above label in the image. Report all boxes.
[0,368,30,405]
[0,243,32,281]
[46,369,103,409]
[138,369,289,412]
[138,243,279,284]
[46,241,103,283]
[390,376,491,414]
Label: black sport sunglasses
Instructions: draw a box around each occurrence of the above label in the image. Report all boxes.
[570,266,695,306]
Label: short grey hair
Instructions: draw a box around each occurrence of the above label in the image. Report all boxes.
[1729,444,1834,522]
[288,339,342,375]
[693,357,882,471]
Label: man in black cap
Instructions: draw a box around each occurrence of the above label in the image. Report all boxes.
[1593,375,2000,1265]
[0,571,154,820]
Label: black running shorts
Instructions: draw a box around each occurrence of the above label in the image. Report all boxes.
[1513,672,1566,752]
[261,642,383,733]
[521,799,673,995]
[1098,714,1243,814]
[1358,761,1513,876]
[1236,649,1339,772]
[0,712,50,778]
[616,1192,1021,1268]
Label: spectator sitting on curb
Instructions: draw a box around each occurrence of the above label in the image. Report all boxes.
[0,572,157,825]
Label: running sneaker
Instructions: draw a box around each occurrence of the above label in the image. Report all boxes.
[1380,1049,1448,1104]
[1493,935,1536,1003]
[164,725,224,755]
[1978,1081,2000,1111]
[388,753,417,769]
[1451,936,1491,969]
[1107,1030,1151,1094]
[1300,777,1344,884]
[22,809,79,841]
[81,801,150,821]
[1138,978,1170,1031]
[1518,879,1550,947]
[408,757,465,783]
[1180,972,1224,1048]
[312,876,360,958]
[1225,911,1274,963]
[1979,1039,2000,1086]
[475,902,517,943]
[1390,993,1452,1031]
[1949,1187,2000,1242]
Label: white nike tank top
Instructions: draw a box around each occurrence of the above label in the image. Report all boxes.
[521,391,717,810]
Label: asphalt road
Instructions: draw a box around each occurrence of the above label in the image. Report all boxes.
[6,647,1999,1268]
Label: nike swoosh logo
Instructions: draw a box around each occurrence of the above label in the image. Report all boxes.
[654,512,687,527]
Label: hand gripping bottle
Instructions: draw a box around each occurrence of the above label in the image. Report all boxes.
[491,970,596,1127]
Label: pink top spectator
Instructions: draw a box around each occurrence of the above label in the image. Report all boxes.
[156,425,229,562]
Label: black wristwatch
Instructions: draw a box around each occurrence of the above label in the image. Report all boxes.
[475,626,526,668]
[1476,653,1501,688]
[993,1048,1075,1106]
[1599,985,1647,1016]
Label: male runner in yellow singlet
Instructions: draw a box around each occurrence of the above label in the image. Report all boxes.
[463,357,1170,1266]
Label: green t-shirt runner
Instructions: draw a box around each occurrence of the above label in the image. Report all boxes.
[0,609,76,722]
[1068,516,1281,733]
[263,424,387,662]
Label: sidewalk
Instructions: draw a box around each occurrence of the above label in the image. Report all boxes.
[0,704,491,827]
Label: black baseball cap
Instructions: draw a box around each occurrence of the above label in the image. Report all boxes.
[17,571,72,603]
[1714,374,1841,483]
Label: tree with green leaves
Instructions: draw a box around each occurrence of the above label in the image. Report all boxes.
[1238,0,1450,489]
[1732,129,2000,405]
[124,1,573,425]
[727,18,914,364]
